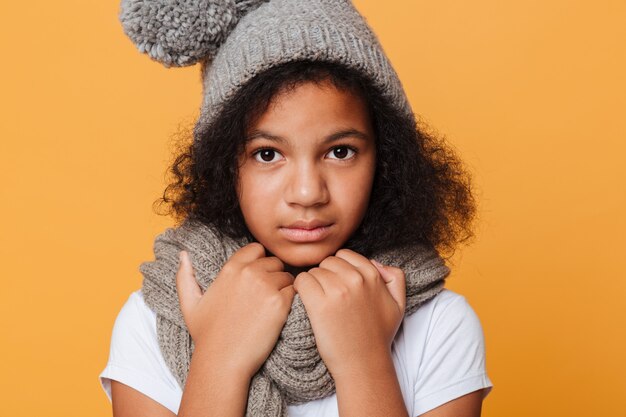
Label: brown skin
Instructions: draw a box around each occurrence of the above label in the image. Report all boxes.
[236,80,378,275]
[110,81,486,416]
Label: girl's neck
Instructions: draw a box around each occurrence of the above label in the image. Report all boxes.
[283,263,315,277]
[263,247,315,277]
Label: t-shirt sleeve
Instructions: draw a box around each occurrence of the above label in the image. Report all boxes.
[413,294,493,416]
[98,290,182,415]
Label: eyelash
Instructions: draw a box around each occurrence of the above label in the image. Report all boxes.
[251,145,358,164]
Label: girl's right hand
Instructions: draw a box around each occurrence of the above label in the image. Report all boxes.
[175,243,296,379]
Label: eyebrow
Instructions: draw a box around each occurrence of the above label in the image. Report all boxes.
[245,128,370,144]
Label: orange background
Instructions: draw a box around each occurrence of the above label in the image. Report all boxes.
[1,1,624,416]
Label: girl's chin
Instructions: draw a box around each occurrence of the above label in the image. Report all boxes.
[270,247,334,270]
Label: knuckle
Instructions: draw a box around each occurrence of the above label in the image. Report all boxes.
[220,261,235,276]
[318,256,335,268]
[269,256,284,269]
[279,292,293,309]
[248,242,265,254]
[335,285,350,299]
[294,271,310,288]
[346,271,364,286]
[265,292,286,311]
[293,272,304,286]
[241,262,255,277]
[364,264,379,278]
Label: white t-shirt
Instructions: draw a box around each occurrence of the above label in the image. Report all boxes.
[99,288,493,416]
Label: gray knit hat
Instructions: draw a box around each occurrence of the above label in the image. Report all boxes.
[119,0,415,139]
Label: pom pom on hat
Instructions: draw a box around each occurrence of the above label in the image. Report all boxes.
[119,0,268,67]
[119,0,416,145]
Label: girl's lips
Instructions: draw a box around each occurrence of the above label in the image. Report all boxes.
[279,224,333,242]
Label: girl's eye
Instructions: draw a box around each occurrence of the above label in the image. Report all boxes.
[327,146,356,160]
[253,148,284,163]
[251,146,356,163]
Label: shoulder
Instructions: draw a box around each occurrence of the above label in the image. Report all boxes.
[99,289,182,415]
[107,289,165,358]
[405,289,483,340]
[113,290,156,338]
[399,289,494,416]
[401,289,483,350]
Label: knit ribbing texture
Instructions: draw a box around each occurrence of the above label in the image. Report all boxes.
[195,0,415,141]
[119,0,415,143]
[140,219,449,416]
[120,0,444,414]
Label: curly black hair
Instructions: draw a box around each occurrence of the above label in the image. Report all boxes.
[154,59,477,259]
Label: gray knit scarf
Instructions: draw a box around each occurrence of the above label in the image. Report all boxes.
[140,218,449,416]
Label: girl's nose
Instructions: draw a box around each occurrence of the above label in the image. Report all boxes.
[284,162,330,207]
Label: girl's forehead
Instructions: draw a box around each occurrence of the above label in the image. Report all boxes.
[271,79,364,106]
[249,82,371,129]
[245,127,373,148]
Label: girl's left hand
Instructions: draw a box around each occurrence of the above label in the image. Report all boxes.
[293,248,406,378]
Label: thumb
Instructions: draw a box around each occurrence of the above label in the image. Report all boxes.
[176,251,202,320]
[370,259,407,313]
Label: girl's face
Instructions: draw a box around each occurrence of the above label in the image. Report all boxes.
[236,79,376,274]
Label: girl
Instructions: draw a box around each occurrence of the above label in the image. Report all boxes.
[100,1,493,416]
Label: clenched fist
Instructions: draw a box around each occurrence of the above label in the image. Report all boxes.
[176,243,296,378]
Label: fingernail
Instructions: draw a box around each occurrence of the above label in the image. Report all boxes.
[371,259,384,268]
